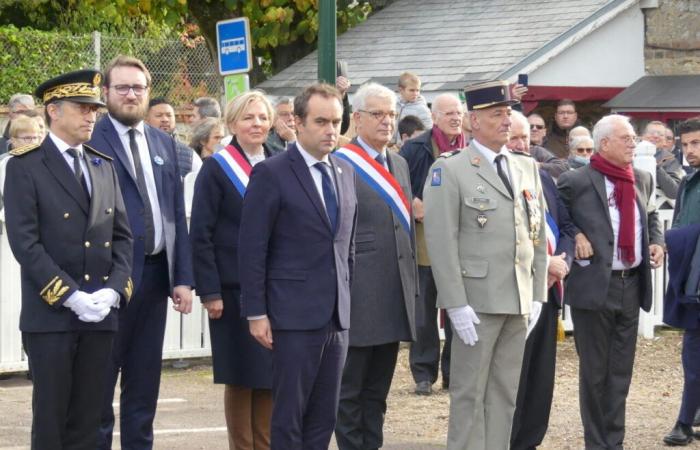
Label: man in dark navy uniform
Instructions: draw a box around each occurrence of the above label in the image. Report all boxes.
[3,69,133,449]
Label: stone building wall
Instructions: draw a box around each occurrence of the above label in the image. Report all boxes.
[644,0,700,74]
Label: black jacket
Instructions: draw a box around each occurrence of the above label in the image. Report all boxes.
[399,129,436,199]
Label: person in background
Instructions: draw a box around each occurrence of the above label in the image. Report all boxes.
[190,118,225,159]
[569,125,591,140]
[192,96,222,123]
[266,97,296,153]
[643,120,684,205]
[337,75,352,135]
[190,91,279,450]
[509,110,568,178]
[528,113,547,147]
[0,93,36,154]
[0,115,44,202]
[147,97,202,177]
[398,115,426,143]
[462,110,472,142]
[547,99,580,159]
[394,72,432,145]
[399,93,463,396]
[568,135,595,169]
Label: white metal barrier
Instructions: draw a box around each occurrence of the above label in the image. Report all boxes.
[0,196,676,373]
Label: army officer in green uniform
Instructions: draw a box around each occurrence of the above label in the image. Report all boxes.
[4,69,133,449]
[423,80,547,450]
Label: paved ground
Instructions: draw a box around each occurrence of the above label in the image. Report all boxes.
[0,332,686,449]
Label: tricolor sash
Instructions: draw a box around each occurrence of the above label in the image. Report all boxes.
[212,145,252,197]
[334,144,411,233]
[545,210,565,303]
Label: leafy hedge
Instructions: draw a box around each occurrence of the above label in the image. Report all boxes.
[0,25,94,103]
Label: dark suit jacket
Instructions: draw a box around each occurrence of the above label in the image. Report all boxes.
[88,116,193,290]
[663,224,700,329]
[399,129,435,201]
[238,144,358,331]
[4,138,133,332]
[540,169,575,307]
[346,141,417,346]
[557,165,664,312]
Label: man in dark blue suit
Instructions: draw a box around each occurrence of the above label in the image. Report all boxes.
[238,83,358,450]
[506,112,576,450]
[87,55,194,450]
[663,119,700,446]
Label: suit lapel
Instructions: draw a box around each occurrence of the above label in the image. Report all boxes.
[288,146,332,232]
[467,147,511,198]
[100,119,137,183]
[83,150,106,226]
[42,141,89,214]
[329,155,345,231]
[587,167,612,226]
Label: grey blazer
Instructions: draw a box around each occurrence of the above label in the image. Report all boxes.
[346,143,417,346]
[557,165,664,312]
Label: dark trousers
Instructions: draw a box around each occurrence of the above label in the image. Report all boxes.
[678,328,700,425]
[24,330,114,450]
[271,322,348,450]
[97,254,170,450]
[336,342,400,450]
[510,300,559,450]
[571,273,641,450]
[409,266,452,384]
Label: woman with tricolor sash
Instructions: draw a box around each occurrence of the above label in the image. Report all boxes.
[190,90,281,449]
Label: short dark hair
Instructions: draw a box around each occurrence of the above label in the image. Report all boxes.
[556,99,575,110]
[149,97,171,109]
[293,83,342,122]
[103,55,152,87]
[678,119,700,137]
[398,115,425,138]
[193,97,221,119]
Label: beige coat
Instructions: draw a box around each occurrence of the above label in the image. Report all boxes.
[423,145,547,315]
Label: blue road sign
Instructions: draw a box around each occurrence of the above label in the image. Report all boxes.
[216,17,253,75]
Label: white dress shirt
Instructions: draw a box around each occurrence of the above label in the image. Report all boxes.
[109,116,165,254]
[472,138,512,184]
[296,142,336,209]
[604,177,643,269]
[49,132,92,195]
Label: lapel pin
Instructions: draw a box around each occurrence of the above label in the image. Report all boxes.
[91,157,102,166]
[477,213,488,228]
[471,156,480,166]
[337,167,342,174]
[476,184,485,193]
[153,155,164,165]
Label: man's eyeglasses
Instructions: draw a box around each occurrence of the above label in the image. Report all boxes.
[576,147,594,154]
[530,124,545,130]
[110,84,149,96]
[358,110,397,121]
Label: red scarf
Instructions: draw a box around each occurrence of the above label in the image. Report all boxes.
[589,153,636,264]
[432,125,465,154]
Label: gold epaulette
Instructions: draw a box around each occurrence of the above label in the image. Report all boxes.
[9,143,39,156]
[84,144,113,161]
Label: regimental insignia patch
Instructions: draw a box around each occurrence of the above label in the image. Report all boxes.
[40,276,70,305]
[431,168,442,186]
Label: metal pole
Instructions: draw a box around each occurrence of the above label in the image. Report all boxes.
[92,31,101,71]
[318,0,337,84]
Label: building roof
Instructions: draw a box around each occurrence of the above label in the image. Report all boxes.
[257,0,621,96]
[604,75,700,112]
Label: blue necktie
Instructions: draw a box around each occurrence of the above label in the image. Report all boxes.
[315,162,338,234]
[375,152,386,168]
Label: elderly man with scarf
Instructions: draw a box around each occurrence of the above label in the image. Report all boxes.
[399,93,464,395]
[557,114,664,450]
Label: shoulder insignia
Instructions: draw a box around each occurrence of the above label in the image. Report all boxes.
[439,150,461,159]
[40,276,70,305]
[84,144,113,161]
[9,143,39,156]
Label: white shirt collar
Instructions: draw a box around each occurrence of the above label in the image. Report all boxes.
[296,142,331,168]
[109,114,145,136]
[471,138,509,166]
[48,132,83,155]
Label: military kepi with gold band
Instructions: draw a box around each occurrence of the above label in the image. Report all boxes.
[464,80,519,111]
[34,69,105,106]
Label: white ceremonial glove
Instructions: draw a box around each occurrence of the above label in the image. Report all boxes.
[63,291,108,323]
[90,288,120,310]
[447,305,481,346]
[526,301,543,338]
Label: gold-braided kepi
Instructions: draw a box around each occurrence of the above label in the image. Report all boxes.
[464,80,519,111]
[34,69,105,106]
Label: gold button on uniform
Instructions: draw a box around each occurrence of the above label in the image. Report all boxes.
[84,241,91,248]
[84,274,90,281]
[63,213,70,219]
[515,258,520,264]
[461,270,467,276]
[104,242,111,248]
[516,239,521,245]
[105,208,113,214]
[102,276,109,281]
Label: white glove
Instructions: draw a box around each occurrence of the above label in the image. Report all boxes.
[90,288,120,310]
[526,301,543,338]
[63,291,109,323]
[447,305,480,346]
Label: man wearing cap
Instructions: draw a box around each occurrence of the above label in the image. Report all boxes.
[3,69,133,449]
[88,55,194,449]
[423,80,547,450]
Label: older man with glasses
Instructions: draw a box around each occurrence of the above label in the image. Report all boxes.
[643,120,685,207]
[568,135,595,169]
[527,113,547,147]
